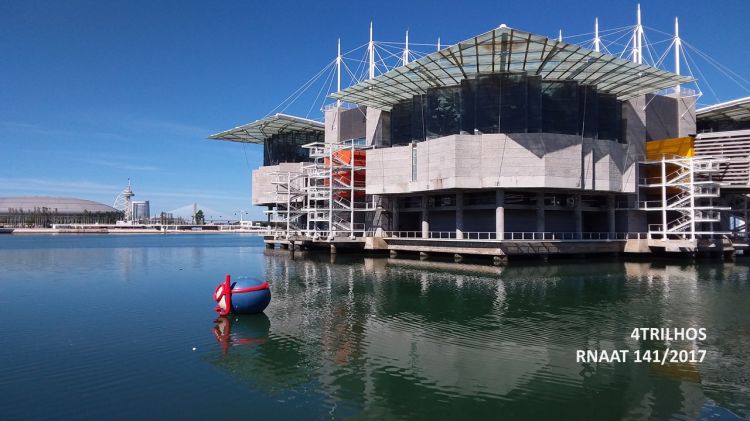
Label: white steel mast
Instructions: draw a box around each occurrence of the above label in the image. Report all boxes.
[437,37,441,51]
[594,17,601,52]
[336,38,342,106]
[368,22,375,79]
[674,17,681,76]
[402,30,409,65]
[633,4,643,64]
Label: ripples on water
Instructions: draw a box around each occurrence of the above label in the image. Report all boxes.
[0,235,748,420]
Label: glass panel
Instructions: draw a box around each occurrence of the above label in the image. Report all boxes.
[542,81,579,135]
[425,86,461,139]
[500,73,527,133]
[579,85,598,139]
[460,78,477,134]
[598,93,621,142]
[264,131,321,165]
[389,71,624,143]
[474,75,501,133]
[390,100,412,146]
[527,75,542,133]
[410,95,426,142]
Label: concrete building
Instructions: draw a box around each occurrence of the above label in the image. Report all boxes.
[210,23,748,259]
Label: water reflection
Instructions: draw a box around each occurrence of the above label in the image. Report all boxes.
[213,315,270,355]
[208,252,750,419]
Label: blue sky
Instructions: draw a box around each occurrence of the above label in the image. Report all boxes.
[2,0,749,220]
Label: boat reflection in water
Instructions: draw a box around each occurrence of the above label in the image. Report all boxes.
[208,250,750,419]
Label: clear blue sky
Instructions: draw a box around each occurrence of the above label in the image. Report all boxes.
[2,0,748,220]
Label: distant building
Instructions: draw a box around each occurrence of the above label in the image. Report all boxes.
[0,197,122,227]
[132,200,150,223]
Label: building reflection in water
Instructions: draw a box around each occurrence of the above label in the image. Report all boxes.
[209,251,749,419]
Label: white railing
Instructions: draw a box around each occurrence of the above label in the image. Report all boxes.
[383,231,643,241]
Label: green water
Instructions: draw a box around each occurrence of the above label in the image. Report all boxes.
[0,234,748,420]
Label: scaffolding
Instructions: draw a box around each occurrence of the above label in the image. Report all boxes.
[640,155,730,240]
[267,171,306,237]
[265,139,376,241]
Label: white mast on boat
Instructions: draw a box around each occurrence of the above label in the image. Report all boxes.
[437,37,441,51]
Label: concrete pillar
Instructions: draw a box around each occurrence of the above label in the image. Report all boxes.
[389,249,398,258]
[536,192,545,234]
[330,244,337,254]
[456,192,464,240]
[574,194,583,239]
[454,253,463,262]
[421,195,429,239]
[391,199,399,232]
[493,255,508,266]
[607,195,616,237]
[495,190,505,241]
[419,251,429,260]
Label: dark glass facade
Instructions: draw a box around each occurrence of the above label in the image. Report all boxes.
[263,131,323,166]
[390,72,624,145]
[697,117,750,133]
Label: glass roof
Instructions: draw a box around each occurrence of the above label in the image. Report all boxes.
[209,113,324,144]
[697,96,750,123]
[331,25,694,110]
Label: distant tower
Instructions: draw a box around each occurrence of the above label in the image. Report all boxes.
[193,203,198,224]
[113,179,135,222]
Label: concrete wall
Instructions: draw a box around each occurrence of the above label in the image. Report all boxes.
[251,163,304,206]
[644,93,697,140]
[325,106,366,143]
[366,108,391,147]
[646,94,679,141]
[366,133,637,195]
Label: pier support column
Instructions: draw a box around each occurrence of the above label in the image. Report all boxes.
[575,194,583,240]
[607,195,616,237]
[495,190,505,241]
[330,244,337,254]
[493,255,508,266]
[391,200,399,233]
[389,249,398,258]
[454,253,463,262]
[421,195,429,239]
[536,192,545,235]
[419,251,429,260]
[456,192,464,240]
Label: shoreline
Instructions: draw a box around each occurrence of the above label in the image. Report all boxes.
[5,228,263,235]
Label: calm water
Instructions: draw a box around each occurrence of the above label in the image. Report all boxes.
[0,234,748,420]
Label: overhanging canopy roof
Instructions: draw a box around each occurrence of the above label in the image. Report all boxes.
[209,113,324,144]
[697,96,750,123]
[331,25,694,110]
